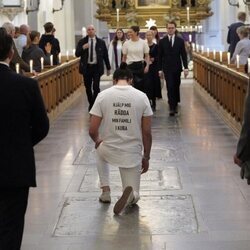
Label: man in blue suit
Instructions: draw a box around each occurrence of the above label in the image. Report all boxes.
[0,28,49,250]
[227,12,246,57]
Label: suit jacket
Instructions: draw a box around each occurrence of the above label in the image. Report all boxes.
[227,22,245,56]
[0,64,49,188]
[10,41,30,73]
[158,35,188,73]
[237,86,250,162]
[75,36,111,76]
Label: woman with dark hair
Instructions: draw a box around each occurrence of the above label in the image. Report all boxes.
[122,26,150,91]
[89,62,152,215]
[144,30,162,111]
[149,26,160,44]
[108,28,126,71]
[22,31,51,72]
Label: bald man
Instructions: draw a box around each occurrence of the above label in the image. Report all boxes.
[15,24,30,56]
[75,25,111,111]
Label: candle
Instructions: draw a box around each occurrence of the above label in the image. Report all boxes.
[58,53,61,64]
[206,48,210,57]
[213,49,216,60]
[201,45,204,54]
[40,57,44,70]
[248,58,250,73]
[199,25,203,33]
[189,34,192,42]
[15,63,19,74]
[73,49,76,57]
[181,26,184,32]
[190,26,193,32]
[187,7,190,23]
[192,43,195,51]
[29,60,33,73]
[50,55,53,66]
[195,25,197,31]
[66,50,69,61]
[227,52,230,65]
[185,26,188,32]
[196,44,199,52]
[219,51,222,63]
[236,55,240,68]
[116,8,119,23]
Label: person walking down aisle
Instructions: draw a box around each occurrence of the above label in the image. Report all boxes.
[144,30,162,111]
[76,25,111,111]
[108,28,126,71]
[234,85,250,184]
[89,62,152,215]
[227,12,246,58]
[122,26,150,92]
[158,21,188,116]
[0,28,49,250]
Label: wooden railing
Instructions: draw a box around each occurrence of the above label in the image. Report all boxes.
[33,57,82,120]
[193,52,249,125]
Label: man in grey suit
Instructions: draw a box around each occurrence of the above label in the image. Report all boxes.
[234,85,250,184]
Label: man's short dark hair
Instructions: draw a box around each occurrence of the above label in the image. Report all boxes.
[43,22,54,33]
[238,12,246,22]
[0,27,13,61]
[167,20,177,27]
[130,25,140,35]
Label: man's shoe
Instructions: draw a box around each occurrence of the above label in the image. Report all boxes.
[113,186,133,215]
[169,110,175,116]
[99,191,111,203]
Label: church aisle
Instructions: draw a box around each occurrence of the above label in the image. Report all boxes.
[22,79,250,250]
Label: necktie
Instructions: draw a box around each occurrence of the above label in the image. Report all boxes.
[169,36,173,47]
[90,38,93,62]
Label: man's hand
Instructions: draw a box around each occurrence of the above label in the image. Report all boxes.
[141,158,149,174]
[144,65,149,74]
[184,69,189,78]
[234,154,242,166]
[95,139,103,149]
[83,43,89,50]
[158,71,164,79]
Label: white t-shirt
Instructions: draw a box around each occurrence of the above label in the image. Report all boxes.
[90,85,153,168]
[122,38,149,64]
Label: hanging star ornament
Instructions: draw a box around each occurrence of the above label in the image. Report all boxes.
[145,18,156,29]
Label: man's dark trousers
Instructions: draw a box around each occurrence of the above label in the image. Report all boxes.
[0,188,29,250]
[84,64,101,110]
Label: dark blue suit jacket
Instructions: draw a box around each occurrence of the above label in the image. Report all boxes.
[0,64,49,187]
[75,36,111,76]
[227,21,245,56]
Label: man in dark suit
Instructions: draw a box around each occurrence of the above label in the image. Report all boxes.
[227,12,246,57]
[234,85,250,184]
[0,28,49,250]
[75,25,111,111]
[158,20,188,116]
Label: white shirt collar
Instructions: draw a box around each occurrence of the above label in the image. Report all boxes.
[0,61,9,67]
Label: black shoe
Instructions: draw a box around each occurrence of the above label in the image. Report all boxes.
[169,110,175,116]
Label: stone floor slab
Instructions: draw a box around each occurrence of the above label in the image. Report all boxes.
[54,195,198,237]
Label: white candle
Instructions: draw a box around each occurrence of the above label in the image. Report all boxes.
[181,26,184,32]
[29,60,33,73]
[15,63,19,74]
[116,8,119,23]
[196,44,199,52]
[201,45,204,54]
[206,48,210,57]
[248,58,250,73]
[190,26,193,32]
[50,55,53,66]
[192,43,195,51]
[194,25,197,31]
[219,51,222,63]
[189,34,192,42]
[199,25,203,33]
[236,55,240,68]
[213,49,216,60]
[187,7,190,23]
[73,49,76,57]
[58,53,61,64]
[185,26,188,32]
[66,50,69,61]
[40,57,44,70]
[227,52,230,65]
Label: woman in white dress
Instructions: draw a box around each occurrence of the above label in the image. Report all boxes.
[108,28,126,71]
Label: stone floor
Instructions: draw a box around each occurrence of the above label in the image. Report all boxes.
[21,79,250,250]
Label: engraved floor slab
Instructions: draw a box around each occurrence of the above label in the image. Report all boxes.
[79,167,181,192]
[54,195,197,236]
